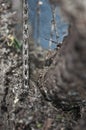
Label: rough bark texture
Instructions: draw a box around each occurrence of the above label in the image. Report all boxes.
[39,0,86,106]
[0,0,86,130]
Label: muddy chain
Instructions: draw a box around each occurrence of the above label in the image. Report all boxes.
[22,0,29,90]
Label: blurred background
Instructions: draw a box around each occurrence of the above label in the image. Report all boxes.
[28,0,68,49]
[11,0,68,49]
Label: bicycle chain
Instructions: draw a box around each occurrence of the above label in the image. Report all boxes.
[22,0,29,90]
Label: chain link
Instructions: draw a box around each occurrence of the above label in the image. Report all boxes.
[22,0,29,89]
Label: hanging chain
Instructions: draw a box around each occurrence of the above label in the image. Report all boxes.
[51,5,58,40]
[49,5,58,49]
[22,0,29,89]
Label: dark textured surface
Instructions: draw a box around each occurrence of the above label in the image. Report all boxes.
[0,0,86,130]
[39,24,86,101]
[39,0,86,104]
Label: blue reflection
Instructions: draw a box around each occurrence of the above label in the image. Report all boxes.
[28,0,68,49]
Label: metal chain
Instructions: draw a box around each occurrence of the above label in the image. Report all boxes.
[49,5,58,49]
[22,0,29,89]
